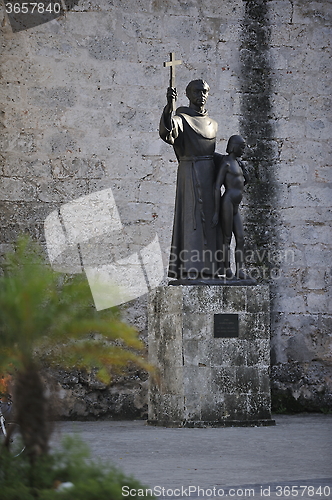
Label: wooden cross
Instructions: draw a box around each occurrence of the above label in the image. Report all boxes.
[164,52,182,111]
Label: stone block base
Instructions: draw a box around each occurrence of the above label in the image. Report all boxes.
[148,285,275,427]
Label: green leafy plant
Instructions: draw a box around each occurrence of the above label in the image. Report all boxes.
[0,436,153,499]
[0,236,152,462]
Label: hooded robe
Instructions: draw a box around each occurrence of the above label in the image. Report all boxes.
[159,106,219,279]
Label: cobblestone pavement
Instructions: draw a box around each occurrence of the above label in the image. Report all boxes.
[52,414,332,499]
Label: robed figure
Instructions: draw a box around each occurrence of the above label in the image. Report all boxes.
[159,80,219,280]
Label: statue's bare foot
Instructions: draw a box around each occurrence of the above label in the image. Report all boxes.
[225,268,234,279]
[237,269,247,279]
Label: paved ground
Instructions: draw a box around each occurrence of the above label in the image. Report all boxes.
[52,414,332,499]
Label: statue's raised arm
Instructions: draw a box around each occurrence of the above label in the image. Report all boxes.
[159,87,181,145]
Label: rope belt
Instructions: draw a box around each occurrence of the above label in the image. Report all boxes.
[179,155,214,161]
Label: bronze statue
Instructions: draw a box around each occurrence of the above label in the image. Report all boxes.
[212,135,249,279]
[159,79,220,280]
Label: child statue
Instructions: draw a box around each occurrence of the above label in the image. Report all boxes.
[212,135,250,279]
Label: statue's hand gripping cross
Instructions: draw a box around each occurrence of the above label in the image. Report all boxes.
[164,52,182,112]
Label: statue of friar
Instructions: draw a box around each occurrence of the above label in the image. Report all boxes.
[159,80,220,280]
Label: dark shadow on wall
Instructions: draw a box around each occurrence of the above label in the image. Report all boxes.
[239,0,279,278]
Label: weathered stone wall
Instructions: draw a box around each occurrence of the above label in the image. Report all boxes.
[0,0,331,416]
[267,0,331,411]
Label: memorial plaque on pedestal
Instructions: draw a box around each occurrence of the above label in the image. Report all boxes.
[214,314,239,338]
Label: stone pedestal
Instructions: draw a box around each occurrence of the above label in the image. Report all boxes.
[148,285,275,427]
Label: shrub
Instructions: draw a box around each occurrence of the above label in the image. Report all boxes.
[0,436,153,500]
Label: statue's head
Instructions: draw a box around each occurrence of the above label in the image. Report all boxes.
[186,79,210,108]
[226,135,246,157]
